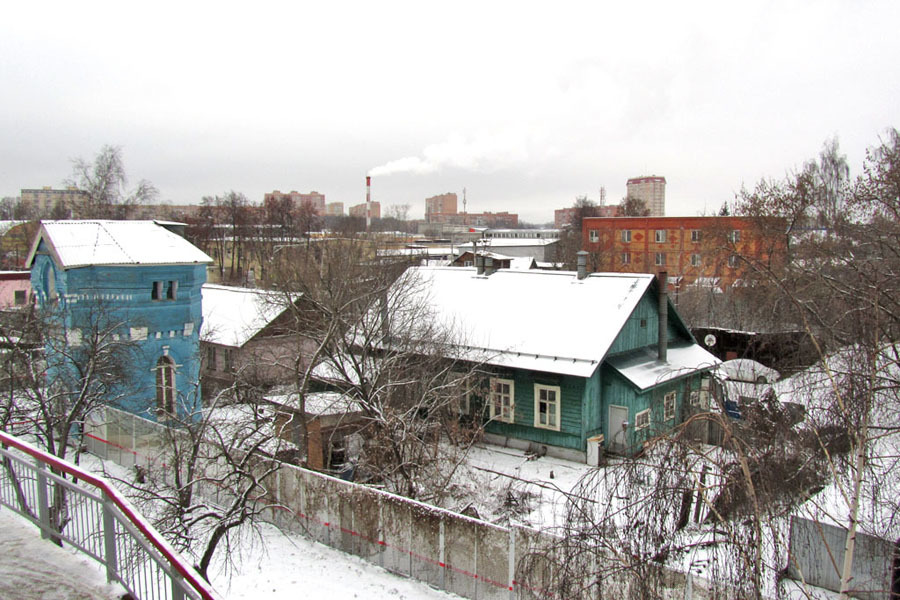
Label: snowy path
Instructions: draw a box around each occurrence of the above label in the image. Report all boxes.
[0,509,124,600]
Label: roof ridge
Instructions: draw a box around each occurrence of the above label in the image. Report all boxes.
[97,221,135,263]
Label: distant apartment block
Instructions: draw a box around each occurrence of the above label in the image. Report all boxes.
[21,187,88,217]
[325,202,344,217]
[423,190,517,227]
[625,176,666,217]
[263,190,326,214]
[425,193,458,221]
[554,204,620,228]
[349,202,380,219]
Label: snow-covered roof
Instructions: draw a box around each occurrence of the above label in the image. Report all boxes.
[26,220,212,269]
[201,284,292,347]
[457,238,557,249]
[0,221,27,236]
[452,251,535,270]
[264,391,361,417]
[607,344,720,391]
[399,267,657,378]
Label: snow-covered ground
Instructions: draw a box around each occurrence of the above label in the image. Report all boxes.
[210,520,458,600]
[1,500,459,600]
[0,509,125,600]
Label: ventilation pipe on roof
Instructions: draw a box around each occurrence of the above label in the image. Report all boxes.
[476,253,485,275]
[658,271,668,362]
[577,250,588,280]
[485,256,495,276]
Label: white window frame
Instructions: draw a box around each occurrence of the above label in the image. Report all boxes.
[664,391,677,421]
[691,230,701,243]
[655,252,666,266]
[534,384,561,431]
[730,230,741,243]
[589,230,599,243]
[156,355,177,416]
[621,229,632,243]
[489,378,514,424]
[621,252,630,265]
[689,390,700,406]
[655,230,667,243]
[450,371,472,415]
[728,254,738,268]
[691,253,701,267]
[635,408,650,430]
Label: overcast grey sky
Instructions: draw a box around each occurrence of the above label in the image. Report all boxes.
[2,1,898,223]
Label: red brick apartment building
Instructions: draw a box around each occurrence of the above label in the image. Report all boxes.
[264,190,326,214]
[582,216,783,288]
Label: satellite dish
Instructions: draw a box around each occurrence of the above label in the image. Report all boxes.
[704,334,717,347]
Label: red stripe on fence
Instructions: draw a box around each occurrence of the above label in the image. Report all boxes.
[85,427,516,592]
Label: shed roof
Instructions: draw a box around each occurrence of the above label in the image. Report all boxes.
[26,220,212,269]
[607,344,719,391]
[201,284,292,348]
[399,267,656,377]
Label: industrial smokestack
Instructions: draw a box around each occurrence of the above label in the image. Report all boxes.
[366,175,372,233]
[658,271,668,362]
[576,250,588,280]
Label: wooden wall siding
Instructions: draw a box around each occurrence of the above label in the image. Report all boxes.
[608,293,690,357]
[581,368,604,441]
[484,369,587,451]
[600,365,701,452]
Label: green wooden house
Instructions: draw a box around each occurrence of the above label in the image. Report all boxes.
[407,260,719,462]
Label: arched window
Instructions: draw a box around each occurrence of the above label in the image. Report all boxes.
[156,355,176,416]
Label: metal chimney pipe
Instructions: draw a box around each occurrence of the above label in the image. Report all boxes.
[658,271,668,362]
[366,175,372,233]
[577,250,588,280]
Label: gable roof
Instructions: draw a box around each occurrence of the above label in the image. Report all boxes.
[26,220,212,269]
[401,267,656,377]
[201,284,292,348]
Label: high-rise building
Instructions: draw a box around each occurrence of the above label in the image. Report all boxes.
[325,202,344,217]
[625,176,666,216]
[425,193,458,223]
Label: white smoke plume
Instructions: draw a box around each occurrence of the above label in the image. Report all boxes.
[369,132,529,177]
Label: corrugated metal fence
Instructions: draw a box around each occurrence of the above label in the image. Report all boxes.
[787,516,896,600]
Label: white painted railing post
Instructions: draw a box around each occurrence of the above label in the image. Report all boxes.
[102,499,118,584]
[172,573,186,600]
[508,526,516,600]
[439,519,446,590]
[35,459,50,540]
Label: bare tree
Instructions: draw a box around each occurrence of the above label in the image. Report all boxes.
[108,391,285,581]
[0,301,138,541]
[620,194,651,216]
[263,239,486,503]
[67,145,158,219]
[733,130,900,598]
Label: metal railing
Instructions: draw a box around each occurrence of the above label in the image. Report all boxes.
[0,430,220,600]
